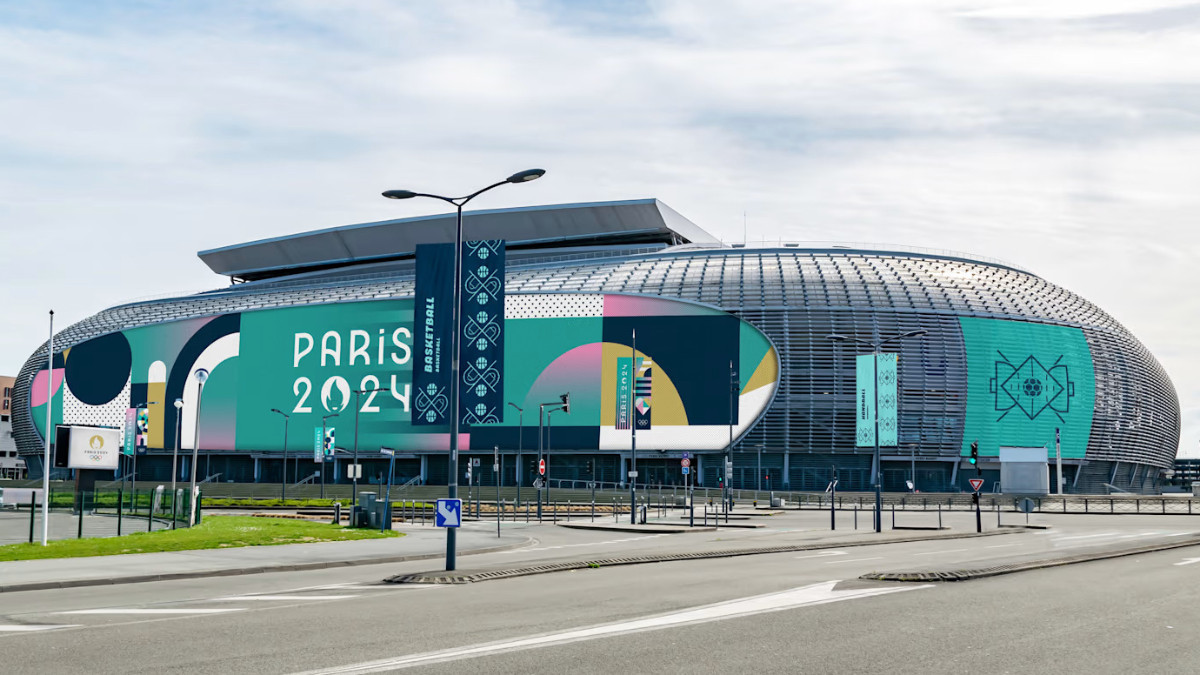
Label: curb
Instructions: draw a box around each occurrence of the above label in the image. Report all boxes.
[0,538,530,594]
[385,529,1017,585]
[859,535,1200,583]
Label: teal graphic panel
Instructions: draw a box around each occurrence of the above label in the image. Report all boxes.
[877,353,898,447]
[959,318,1094,459]
[855,354,875,447]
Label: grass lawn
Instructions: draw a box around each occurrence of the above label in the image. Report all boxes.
[0,515,400,562]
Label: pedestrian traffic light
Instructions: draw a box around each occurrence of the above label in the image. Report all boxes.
[969,441,978,465]
[560,392,571,414]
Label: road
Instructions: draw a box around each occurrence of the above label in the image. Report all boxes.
[2,510,1198,673]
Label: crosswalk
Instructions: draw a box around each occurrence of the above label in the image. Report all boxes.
[0,583,432,637]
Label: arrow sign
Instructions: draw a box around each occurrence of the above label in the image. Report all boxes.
[435,498,462,528]
[969,478,984,493]
[1174,558,1200,566]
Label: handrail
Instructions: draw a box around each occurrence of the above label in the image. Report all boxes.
[1104,483,1133,494]
[198,473,223,485]
[293,472,320,486]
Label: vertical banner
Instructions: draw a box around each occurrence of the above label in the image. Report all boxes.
[634,356,653,430]
[135,406,150,450]
[313,427,323,463]
[615,357,633,429]
[877,353,898,447]
[324,427,335,459]
[412,243,454,426]
[124,408,137,456]
[855,354,876,447]
[460,240,505,427]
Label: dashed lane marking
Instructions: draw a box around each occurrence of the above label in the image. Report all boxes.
[912,549,967,556]
[824,557,883,564]
[0,624,78,632]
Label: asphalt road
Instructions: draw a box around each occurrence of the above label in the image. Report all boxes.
[3,512,1200,674]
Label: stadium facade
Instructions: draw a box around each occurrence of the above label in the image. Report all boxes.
[11,199,1179,494]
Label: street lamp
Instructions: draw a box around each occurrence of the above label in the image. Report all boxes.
[508,402,523,509]
[382,168,545,572]
[321,413,339,499]
[351,386,389,510]
[172,398,183,528]
[270,409,290,501]
[189,368,209,527]
[827,329,927,534]
[131,401,159,497]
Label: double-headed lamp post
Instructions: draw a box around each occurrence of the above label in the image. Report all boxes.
[270,408,290,501]
[383,168,545,572]
[827,329,927,534]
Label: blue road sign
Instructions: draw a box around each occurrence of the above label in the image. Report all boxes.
[682,466,690,475]
[435,498,462,528]
[682,452,690,459]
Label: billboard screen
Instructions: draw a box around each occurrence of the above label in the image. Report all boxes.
[67,426,121,470]
[31,294,780,454]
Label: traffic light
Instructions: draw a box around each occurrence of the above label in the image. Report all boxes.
[969,441,978,465]
[560,392,571,414]
[972,492,980,505]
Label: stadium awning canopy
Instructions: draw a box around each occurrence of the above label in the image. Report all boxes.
[198,198,719,281]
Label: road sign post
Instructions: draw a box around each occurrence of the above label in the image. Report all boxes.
[435,498,462,528]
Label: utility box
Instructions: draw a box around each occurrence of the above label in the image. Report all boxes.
[998,447,1050,494]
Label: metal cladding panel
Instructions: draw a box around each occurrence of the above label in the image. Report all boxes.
[13,245,1179,493]
[197,199,718,278]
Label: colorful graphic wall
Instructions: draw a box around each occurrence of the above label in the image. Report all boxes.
[31,294,779,453]
[959,317,1095,459]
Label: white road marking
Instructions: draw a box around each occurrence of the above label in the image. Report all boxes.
[59,608,245,615]
[824,557,883,564]
[289,581,932,674]
[912,549,967,556]
[794,551,846,560]
[1049,532,1120,542]
[209,595,358,602]
[496,534,668,553]
[985,544,1018,549]
[0,624,78,632]
[1174,558,1200,566]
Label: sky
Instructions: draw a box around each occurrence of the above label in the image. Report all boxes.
[1,0,1198,456]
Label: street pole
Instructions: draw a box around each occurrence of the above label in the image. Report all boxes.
[1056,427,1063,495]
[757,444,763,494]
[537,404,544,521]
[350,386,388,511]
[830,464,837,530]
[546,408,554,516]
[495,445,501,539]
[270,409,289,501]
[172,398,182,528]
[320,413,338,500]
[728,360,734,510]
[188,368,209,527]
[382,168,545,572]
[381,448,395,533]
[41,310,53,546]
[630,328,637,525]
[874,343,881,533]
[509,403,522,513]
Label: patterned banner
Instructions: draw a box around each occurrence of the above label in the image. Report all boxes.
[124,407,137,456]
[135,406,150,452]
[412,243,454,426]
[615,357,632,430]
[877,353,898,447]
[634,356,652,430]
[855,354,876,447]
[460,240,506,427]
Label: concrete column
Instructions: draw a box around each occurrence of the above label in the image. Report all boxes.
[253,456,260,483]
[783,450,790,489]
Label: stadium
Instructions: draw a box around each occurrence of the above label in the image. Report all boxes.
[11,199,1180,494]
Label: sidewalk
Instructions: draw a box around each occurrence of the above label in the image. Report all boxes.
[0,526,529,593]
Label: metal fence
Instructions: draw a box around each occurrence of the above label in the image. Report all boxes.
[0,486,200,545]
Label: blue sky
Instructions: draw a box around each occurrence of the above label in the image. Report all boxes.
[2,0,1199,455]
